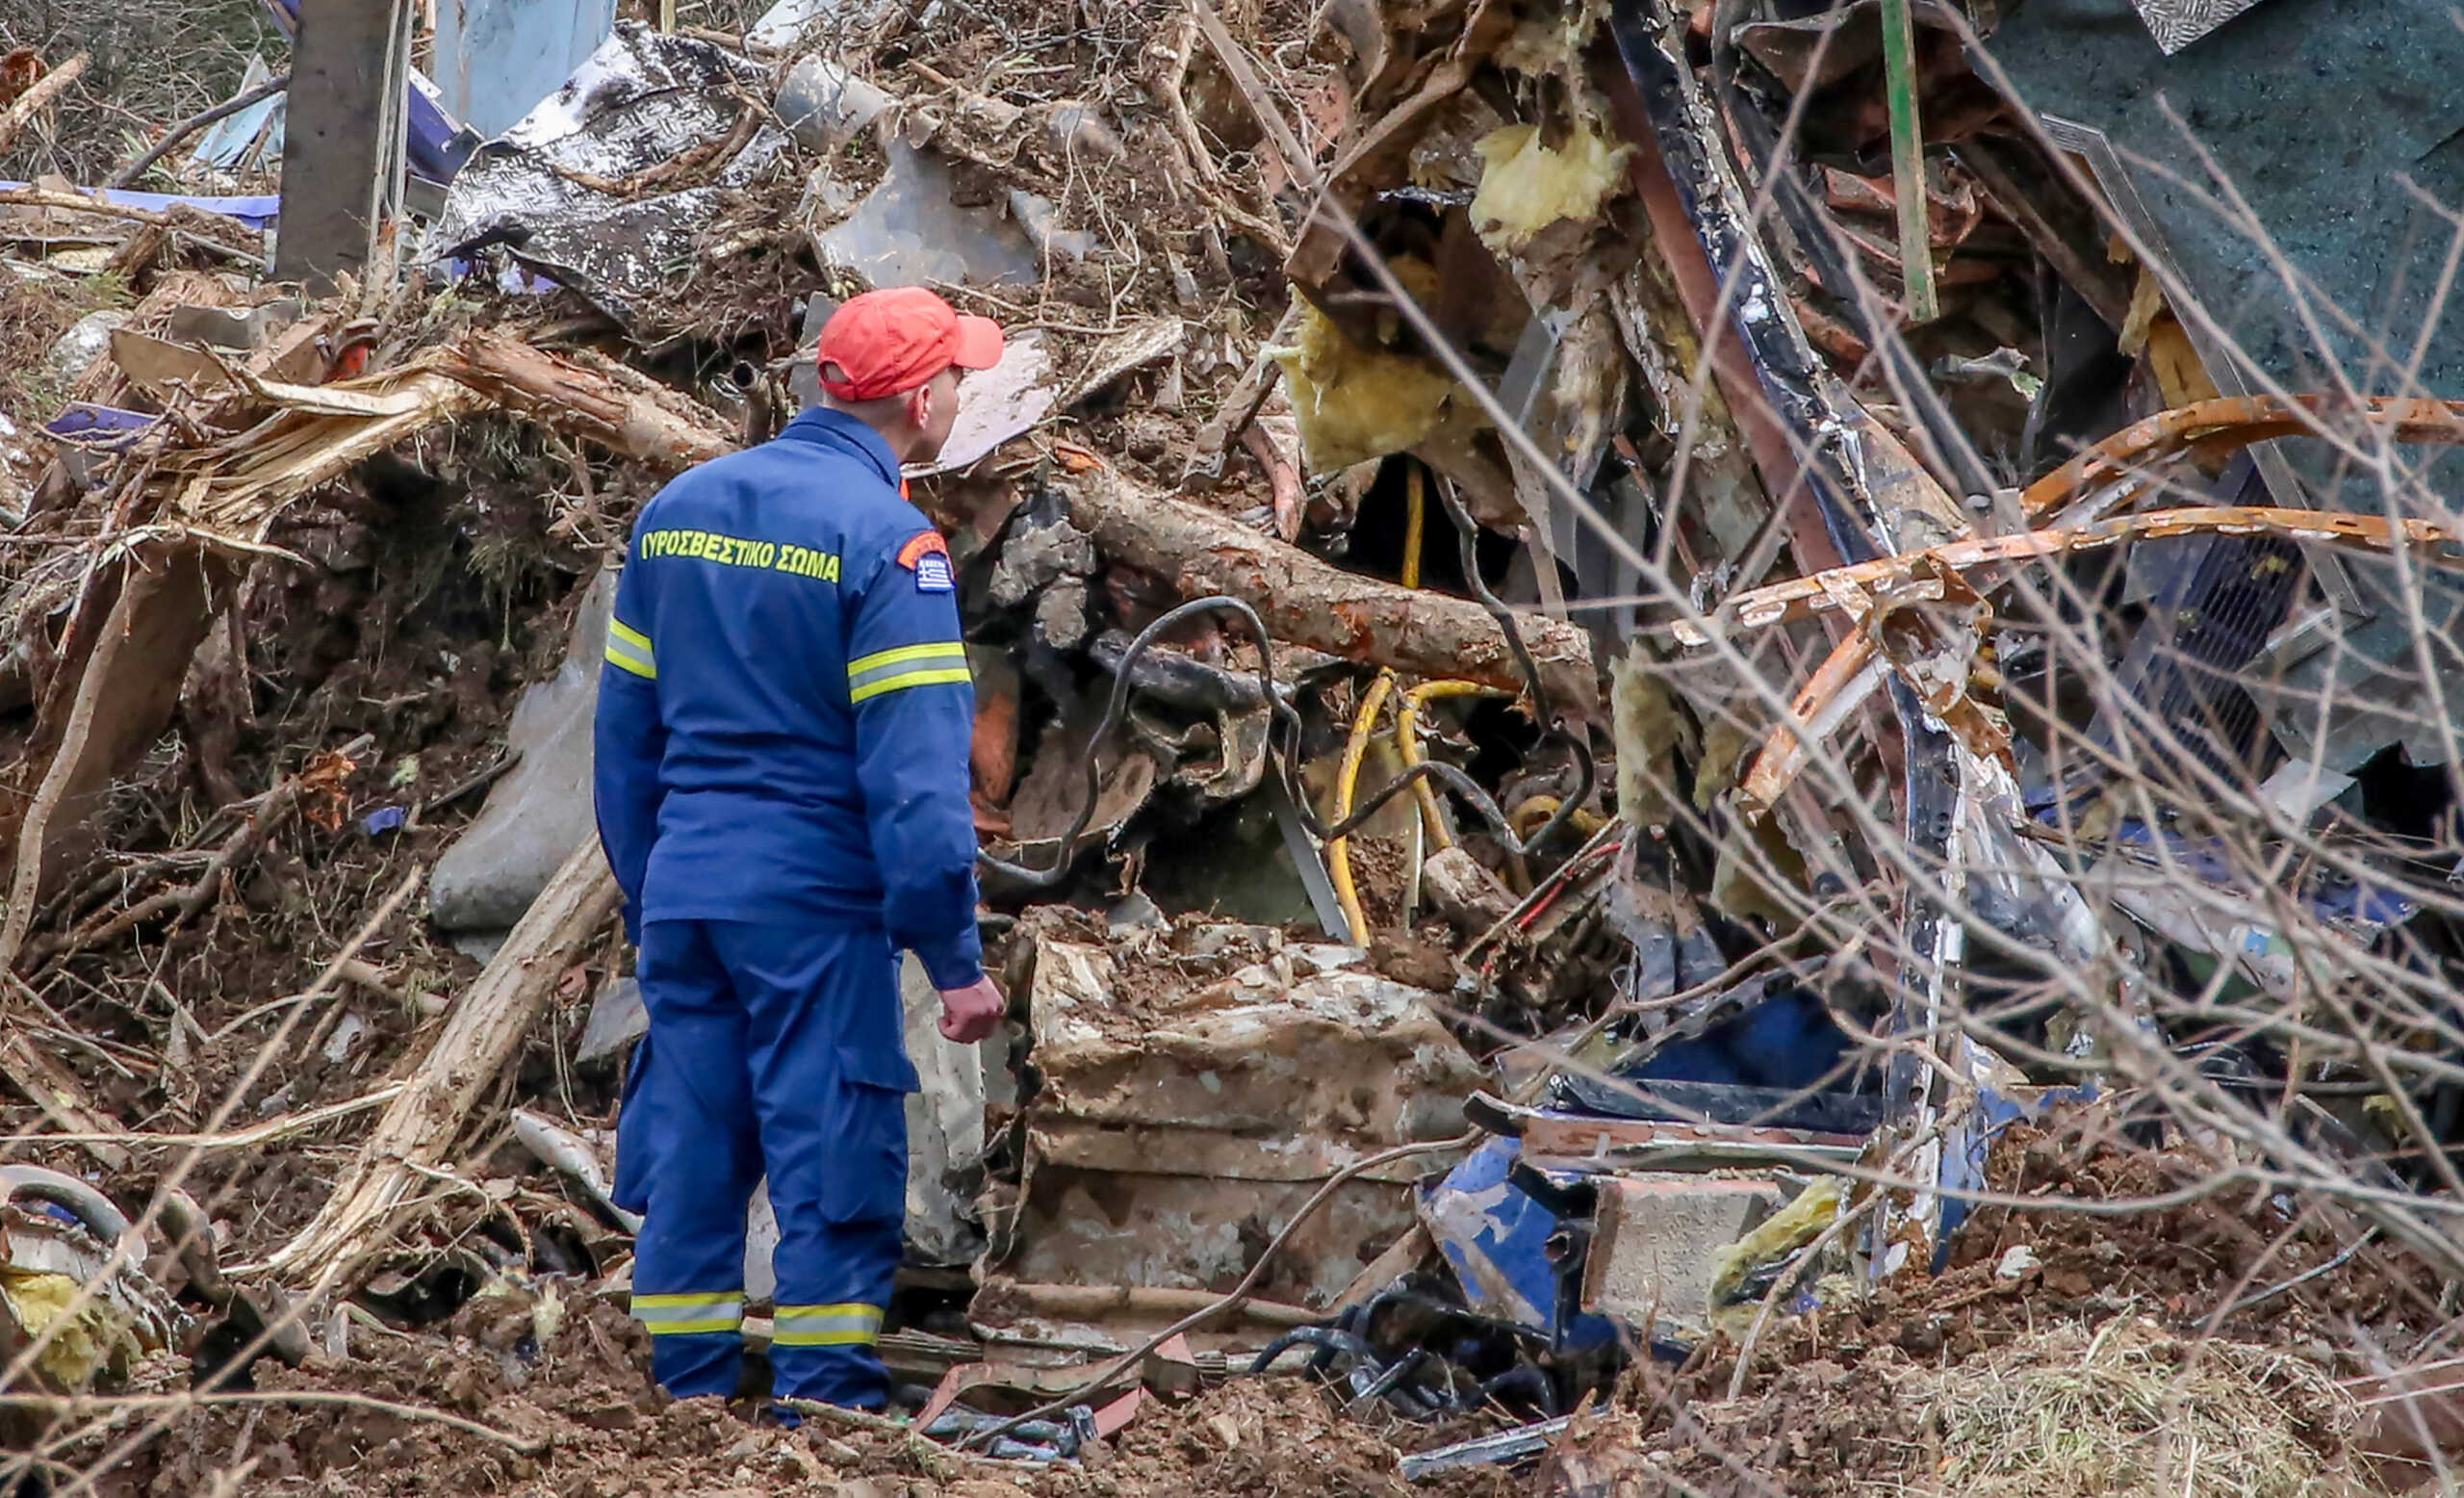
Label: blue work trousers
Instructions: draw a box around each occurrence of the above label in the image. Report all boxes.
[611,918,915,1409]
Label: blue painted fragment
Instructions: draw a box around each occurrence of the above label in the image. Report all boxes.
[44,404,158,448]
[258,0,478,182]
[0,184,279,230]
[431,0,618,142]
[1420,1137,1619,1351]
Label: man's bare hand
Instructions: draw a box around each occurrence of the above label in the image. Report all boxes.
[937,975,1005,1043]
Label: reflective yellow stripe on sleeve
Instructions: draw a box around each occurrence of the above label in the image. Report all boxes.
[605,616,656,680]
[847,640,968,704]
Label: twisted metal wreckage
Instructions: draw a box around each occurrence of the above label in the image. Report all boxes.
[5,0,2464,1481]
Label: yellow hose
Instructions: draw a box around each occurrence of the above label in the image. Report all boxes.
[1328,671,1395,943]
[1506,793,1607,841]
[1397,680,1507,852]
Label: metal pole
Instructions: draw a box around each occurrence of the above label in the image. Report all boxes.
[272,0,413,293]
[1880,0,1938,323]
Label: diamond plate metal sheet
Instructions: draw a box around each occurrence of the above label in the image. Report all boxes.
[2130,0,2269,53]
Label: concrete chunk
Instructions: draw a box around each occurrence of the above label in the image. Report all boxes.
[1580,1174,1785,1333]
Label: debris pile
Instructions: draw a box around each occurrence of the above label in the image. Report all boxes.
[2,0,2464,1492]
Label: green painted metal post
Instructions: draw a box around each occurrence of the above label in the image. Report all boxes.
[1880,0,1938,323]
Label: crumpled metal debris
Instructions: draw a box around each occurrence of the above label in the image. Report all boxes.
[0,1168,189,1391]
[424,24,791,332]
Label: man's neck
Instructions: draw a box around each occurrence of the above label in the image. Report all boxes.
[808,402,914,462]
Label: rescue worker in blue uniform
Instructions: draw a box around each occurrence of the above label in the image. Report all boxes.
[595,286,1009,1412]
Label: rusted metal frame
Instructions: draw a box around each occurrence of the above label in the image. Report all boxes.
[1609,0,1966,1250]
[2037,113,2371,618]
[1688,504,2464,641]
[1948,137,2133,332]
[1730,393,2464,831]
[1737,632,1883,820]
[2018,394,2464,523]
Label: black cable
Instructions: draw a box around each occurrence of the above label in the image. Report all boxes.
[978,483,1600,886]
[1246,1325,1379,1376]
[977,594,1290,888]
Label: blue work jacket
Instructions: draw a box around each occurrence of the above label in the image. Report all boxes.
[591,407,984,990]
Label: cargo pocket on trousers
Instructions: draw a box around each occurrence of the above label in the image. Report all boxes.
[826,1045,914,1227]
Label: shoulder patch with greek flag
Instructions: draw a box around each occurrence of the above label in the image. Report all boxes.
[897,529,954,593]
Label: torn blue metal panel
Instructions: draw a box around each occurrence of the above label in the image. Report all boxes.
[44,405,156,447]
[1418,1138,1619,1350]
[0,185,280,230]
[190,57,288,172]
[1421,1138,1557,1330]
[431,0,618,142]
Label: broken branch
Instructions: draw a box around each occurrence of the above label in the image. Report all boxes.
[0,53,87,157]
[1056,458,1597,712]
[106,71,290,190]
[251,841,619,1284]
[435,332,731,473]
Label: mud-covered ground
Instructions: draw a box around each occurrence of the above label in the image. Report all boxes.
[43,1294,1518,1498]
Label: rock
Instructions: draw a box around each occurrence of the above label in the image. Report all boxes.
[1995,1244,2042,1281]
[577,975,647,1063]
[1423,846,1517,931]
[1007,188,1094,261]
[986,517,1094,608]
[901,951,988,1266]
[1032,577,1089,649]
[165,299,302,351]
[1042,100,1123,162]
[44,310,127,390]
[429,564,618,935]
[743,1181,782,1304]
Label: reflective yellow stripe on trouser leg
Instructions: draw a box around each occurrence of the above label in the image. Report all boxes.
[771,1302,884,1347]
[631,1290,745,1336]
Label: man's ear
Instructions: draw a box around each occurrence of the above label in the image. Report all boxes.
[903,382,934,430]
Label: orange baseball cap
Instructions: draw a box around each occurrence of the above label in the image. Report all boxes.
[813,287,1004,400]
